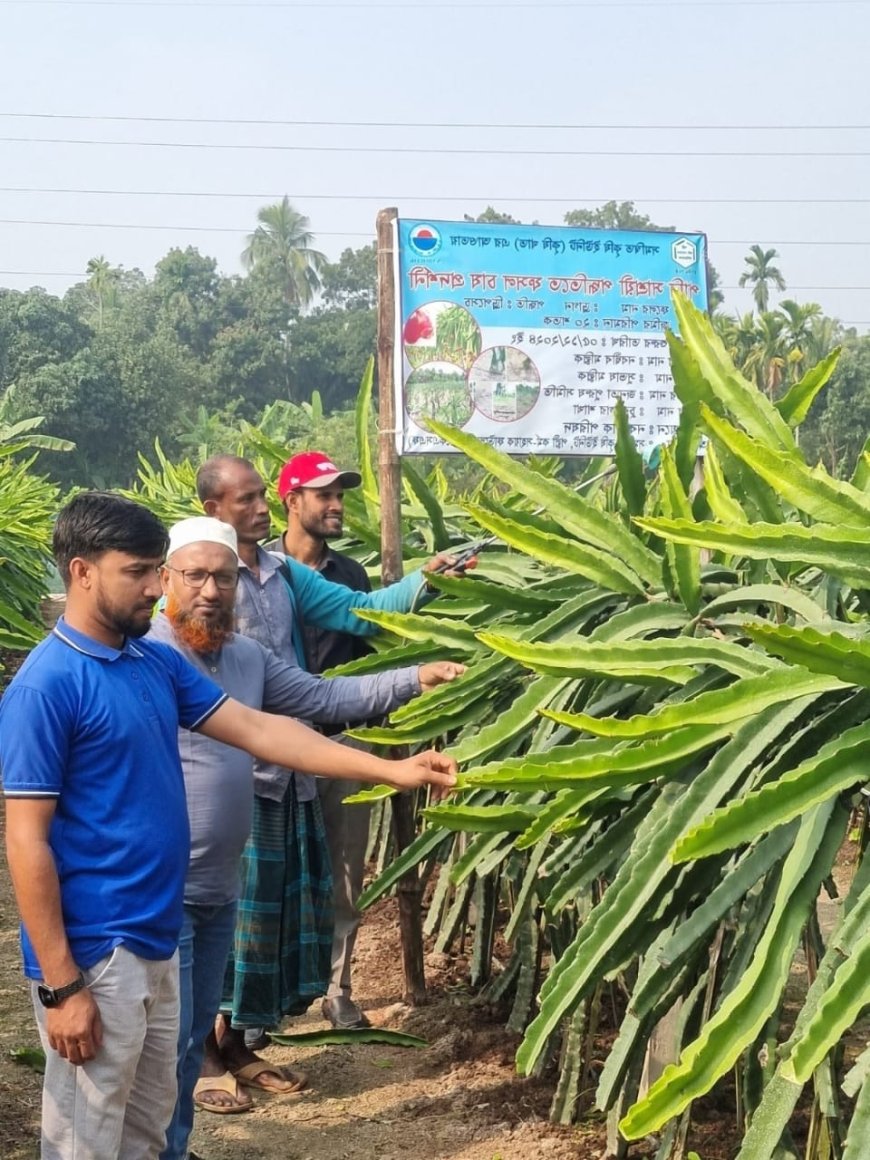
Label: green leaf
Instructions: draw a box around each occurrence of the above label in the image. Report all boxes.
[781,925,870,1084]
[700,583,825,624]
[427,418,661,586]
[462,503,646,596]
[268,1028,428,1048]
[701,441,747,527]
[478,633,778,683]
[745,622,870,687]
[614,397,646,517]
[844,1070,870,1160]
[660,445,701,614]
[355,356,379,523]
[620,801,844,1138]
[850,443,870,492]
[324,641,466,677]
[775,348,840,427]
[671,293,795,452]
[402,461,452,552]
[357,826,447,910]
[9,1046,45,1073]
[342,784,397,806]
[700,403,870,529]
[466,723,728,793]
[422,803,539,833]
[671,717,870,862]
[635,518,870,590]
[517,701,811,1079]
[451,674,572,765]
[423,572,560,613]
[350,608,481,651]
[547,671,837,739]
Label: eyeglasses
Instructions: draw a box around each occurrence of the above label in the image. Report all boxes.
[165,566,239,590]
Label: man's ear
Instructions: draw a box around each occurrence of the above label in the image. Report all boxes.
[202,498,219,517]
[68,557,94,589]
[159,565,172,597]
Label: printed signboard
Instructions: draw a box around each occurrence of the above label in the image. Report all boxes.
[394,218,708,456]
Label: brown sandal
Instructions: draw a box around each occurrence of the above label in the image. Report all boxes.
[192,1071,254,1114]
[232,1061,307,1095]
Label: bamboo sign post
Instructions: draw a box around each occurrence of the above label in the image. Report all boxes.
[376,205,428,1004]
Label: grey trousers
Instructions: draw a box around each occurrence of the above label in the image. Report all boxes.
[317,740,373,1000]
[33,945,180,1160]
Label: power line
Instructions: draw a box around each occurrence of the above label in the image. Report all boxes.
[3,186,870,206]
[1,0,867,7]
[0,218,364,236]
[3,136,870,158]
[2,113,869,131]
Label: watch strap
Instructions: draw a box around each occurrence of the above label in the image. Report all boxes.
[39,973,86,1006]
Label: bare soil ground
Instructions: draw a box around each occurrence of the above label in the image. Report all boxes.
[1,808,864,1160]
[0,836,601,1160]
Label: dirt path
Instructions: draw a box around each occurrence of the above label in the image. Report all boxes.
[0,808,591,1160]
[186,898,597,1160]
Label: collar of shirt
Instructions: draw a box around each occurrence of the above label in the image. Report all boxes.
[52,616,144,662]
[241,544,284,582]
[263,535,332,574]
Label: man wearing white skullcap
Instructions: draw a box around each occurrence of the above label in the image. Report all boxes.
[152,516,465,1160]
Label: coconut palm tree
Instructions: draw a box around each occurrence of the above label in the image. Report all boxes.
[776,299,823,381]
[805,315,843,368]
[241,198,327,309]
[714,310,759,375]
[84,256,121,331]
[738,244,786,314]
[743,311,789,398]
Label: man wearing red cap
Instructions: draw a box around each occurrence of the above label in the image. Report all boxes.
[270,451,384,1030]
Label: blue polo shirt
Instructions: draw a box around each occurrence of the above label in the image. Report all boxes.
[0,617,227,979]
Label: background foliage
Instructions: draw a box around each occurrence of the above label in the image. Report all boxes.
[1,198,866,491]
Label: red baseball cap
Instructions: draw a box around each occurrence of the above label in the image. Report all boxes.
[277,451,362,500]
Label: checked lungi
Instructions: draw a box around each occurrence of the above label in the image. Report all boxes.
[223,782,334,1029]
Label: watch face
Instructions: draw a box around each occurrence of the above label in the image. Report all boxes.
[37,984,56,1008]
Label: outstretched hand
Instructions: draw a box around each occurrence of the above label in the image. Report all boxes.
[388,749,458,801]
[418,661,467,691]
[424,551,479,578]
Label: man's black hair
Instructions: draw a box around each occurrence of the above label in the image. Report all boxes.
[53,492,169,586]
[195,455,255,504]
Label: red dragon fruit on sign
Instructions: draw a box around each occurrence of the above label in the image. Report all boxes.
[403,308,434,345]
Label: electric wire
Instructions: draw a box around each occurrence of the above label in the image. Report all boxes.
[2,113,869,131]
[3,136,870,157]
[2,186,870,205]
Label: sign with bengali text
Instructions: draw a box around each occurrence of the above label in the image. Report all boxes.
[393,218,708,457]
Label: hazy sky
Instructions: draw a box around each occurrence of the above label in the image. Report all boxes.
[1,0,869,329]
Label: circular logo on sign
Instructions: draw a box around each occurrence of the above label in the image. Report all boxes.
[409,224,442,256]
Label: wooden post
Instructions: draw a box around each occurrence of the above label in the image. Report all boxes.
[376,206,427,1004]
[376,207,403,587]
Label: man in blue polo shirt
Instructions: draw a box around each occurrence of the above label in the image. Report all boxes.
[0,492,457,1160]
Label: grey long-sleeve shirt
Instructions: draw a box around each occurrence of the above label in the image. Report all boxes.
[148,613,420,902]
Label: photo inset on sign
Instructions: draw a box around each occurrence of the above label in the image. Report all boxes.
[405,362,474,428]
[402,301,482,370]
[469,346,541,422]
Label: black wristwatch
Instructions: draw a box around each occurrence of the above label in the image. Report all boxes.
[37,973,86,1008]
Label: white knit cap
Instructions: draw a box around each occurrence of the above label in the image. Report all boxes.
[167,516,240,560]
